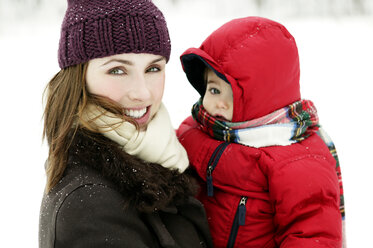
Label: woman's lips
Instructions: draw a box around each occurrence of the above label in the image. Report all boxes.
[124,107,147,118]
[124,106,151,125]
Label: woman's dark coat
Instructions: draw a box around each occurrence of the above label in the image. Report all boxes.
[39,130,212,248]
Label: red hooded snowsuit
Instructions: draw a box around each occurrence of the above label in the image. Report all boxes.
[177,17,342,247]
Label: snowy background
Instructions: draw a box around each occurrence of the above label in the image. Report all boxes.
[0,0,372,247]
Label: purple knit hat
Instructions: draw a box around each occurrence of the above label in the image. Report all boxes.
[58,0,171,69]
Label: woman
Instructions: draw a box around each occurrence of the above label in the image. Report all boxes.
[39,0,212,247]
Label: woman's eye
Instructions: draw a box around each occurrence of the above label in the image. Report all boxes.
[209,88,220,95]
[109,68,125,75]
[147,66,160,72]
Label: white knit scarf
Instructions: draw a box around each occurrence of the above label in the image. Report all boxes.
[82,103,189,173]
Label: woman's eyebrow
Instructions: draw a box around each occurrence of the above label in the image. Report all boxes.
[149,57,166,64]
[101,59,133,67]
[101,56,165,67]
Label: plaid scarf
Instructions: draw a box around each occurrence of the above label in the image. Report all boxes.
[192,99,345,223]
[192,99,320,147]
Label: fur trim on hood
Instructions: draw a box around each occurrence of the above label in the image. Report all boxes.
[67,129,198,213]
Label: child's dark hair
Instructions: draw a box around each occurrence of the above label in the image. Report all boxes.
[203,66,209,86]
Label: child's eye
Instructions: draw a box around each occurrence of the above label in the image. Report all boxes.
[147,66,161,72]
[109,68,125,75]
[209,88,220,95]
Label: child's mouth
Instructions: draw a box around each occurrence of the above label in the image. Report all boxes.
[214,115,228,122]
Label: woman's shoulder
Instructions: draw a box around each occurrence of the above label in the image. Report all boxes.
[39,163,121,214]
[39,164,127,247]
[39,164,160,248]
[44,165,124,222]
[45,161,118,203]
[40,129,211,247]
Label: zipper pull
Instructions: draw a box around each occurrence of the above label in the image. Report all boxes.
[206,165,214,197]
[238,197,248,226]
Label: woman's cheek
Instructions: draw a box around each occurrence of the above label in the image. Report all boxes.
[99,81,125,103]
[154,75,166,100]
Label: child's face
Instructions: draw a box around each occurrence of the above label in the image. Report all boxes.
[202,69,233,121]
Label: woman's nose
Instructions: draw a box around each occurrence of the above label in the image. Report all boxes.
[127,74,151,102]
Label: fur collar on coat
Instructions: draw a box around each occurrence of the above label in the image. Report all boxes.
[67,129,197,213]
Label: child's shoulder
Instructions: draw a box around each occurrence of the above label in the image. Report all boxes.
[259,133,334,167]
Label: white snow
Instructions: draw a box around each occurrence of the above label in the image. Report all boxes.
[0,2,372,247]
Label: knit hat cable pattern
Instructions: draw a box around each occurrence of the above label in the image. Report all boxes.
[58,0,171,68]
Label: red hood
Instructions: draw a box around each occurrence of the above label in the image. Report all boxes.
[180,17,301,122]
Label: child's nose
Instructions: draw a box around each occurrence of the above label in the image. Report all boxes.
[216,99,229,110]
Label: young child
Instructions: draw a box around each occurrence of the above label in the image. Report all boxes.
[177,17,345,248]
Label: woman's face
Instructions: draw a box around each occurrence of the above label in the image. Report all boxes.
[86,53,166,130]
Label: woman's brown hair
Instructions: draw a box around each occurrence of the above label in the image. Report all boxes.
[42,63,134,192]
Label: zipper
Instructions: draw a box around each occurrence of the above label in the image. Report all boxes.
[206,142,229,197]
[226,196,248,248]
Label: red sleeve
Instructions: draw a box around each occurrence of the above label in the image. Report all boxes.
[176,116,198,138]
[269,156,342,247]
[176,116,223,183]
